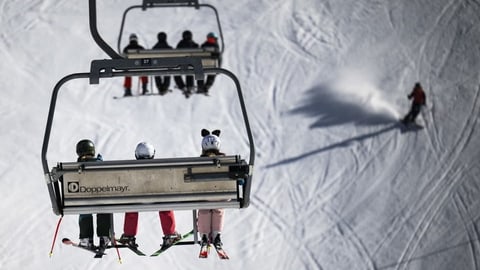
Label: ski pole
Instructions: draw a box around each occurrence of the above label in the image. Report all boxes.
[49,215,64,257]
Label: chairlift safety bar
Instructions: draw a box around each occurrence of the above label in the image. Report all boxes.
[89,56,204,84]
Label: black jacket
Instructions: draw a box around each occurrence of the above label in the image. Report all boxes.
[153,41,172,50]
[123,41,145,53]
[176,39,199,49]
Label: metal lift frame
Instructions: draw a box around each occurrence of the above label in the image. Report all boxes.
[41,56,255,216]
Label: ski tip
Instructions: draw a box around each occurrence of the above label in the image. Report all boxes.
[61,238,72,244]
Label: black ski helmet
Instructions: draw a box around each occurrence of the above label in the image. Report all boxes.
[76,139,95,157]
[157,32,167,42]
[182,30,192,40]
[129,33,138,42]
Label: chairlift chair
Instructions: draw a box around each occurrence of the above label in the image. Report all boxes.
[43,1,253,247]
[41,56,255,217]
[116,0,225,65]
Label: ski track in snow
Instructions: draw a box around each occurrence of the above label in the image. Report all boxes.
[2,0,480,269]
[453,193,480,270]
[418,0,465,159]
[252,196,324,269]
[356,2,480,268]
[392,85,480,269]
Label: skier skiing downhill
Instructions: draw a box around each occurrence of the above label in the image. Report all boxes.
[75,139,112,250]
[197,129,226,253]
[197,32,221,94]
[402,82,426,124]
[118,142,181,249]
[152,32,173,95]
[123,34,149,96]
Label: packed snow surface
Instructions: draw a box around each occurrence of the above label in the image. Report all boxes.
[1,0,480,269]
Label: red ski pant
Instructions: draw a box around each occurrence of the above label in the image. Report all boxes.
[123,211,176,236]
[123,76,148,89]
[197,209,224,237]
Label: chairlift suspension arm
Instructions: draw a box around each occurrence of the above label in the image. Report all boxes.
[89,0,122,59]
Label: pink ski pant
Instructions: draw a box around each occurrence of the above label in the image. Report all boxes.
[197,209,224,235]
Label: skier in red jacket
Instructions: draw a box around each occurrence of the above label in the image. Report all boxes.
[197,32,220,94]
[402,82,426,124]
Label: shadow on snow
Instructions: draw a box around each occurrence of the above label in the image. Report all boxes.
[265,123,399,168]
[289,83,397,128]
[266,83,410,168]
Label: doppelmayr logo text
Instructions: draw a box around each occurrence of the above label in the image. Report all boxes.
[67,181,129,193]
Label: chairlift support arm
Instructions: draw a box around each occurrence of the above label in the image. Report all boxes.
[89,0,122,59]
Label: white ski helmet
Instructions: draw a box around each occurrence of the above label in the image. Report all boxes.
[201,134,221,151]
[135,142,155,159]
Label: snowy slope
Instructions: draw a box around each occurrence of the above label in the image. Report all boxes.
[1,0,480,269]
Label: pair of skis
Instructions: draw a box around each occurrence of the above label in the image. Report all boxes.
[62,230,193,258]
[399,119,424,133]
[61,238,107,258]
[113,90,173,99]
[149,230,194,256]
[62,230,230,260]
[199,241,230,260]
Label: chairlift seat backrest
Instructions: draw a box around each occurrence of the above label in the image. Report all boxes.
[52,155,250,214]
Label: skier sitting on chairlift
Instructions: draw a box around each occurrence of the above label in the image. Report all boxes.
[76,139,112,250]
[152,32,173,95]
[197,129,226,254]
[174,30,199,96]
[119,142,181,250]
[197,32,220,95]
[123,33,149,96]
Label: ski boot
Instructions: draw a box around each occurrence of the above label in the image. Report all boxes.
[119,234,137,248]
[198,234,210,258]
[124,88,132,97]
[142,84,149,95]
[99,236,110,249]
[159,87,168,96]
[213,234,223,249]
[161,232,182,249]
[79,237,94,249]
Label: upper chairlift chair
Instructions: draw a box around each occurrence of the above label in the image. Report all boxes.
[116,0,224,70]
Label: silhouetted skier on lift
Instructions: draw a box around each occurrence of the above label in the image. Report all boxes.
[174,30,199,97]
